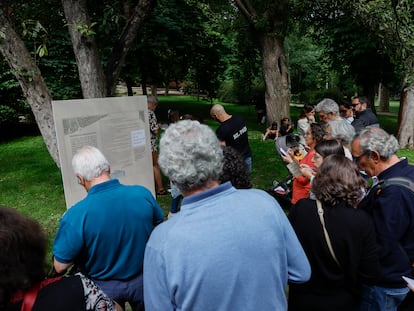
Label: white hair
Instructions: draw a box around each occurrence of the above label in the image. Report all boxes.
[329,119,355,144]
[72,146,110,181]
[316,98,339,116]
[355,127,399,159]
[158,120,223,193]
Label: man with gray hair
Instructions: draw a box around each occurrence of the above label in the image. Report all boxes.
[315,98,343,123]
[143,120,311,310]
[352,128,414,310]
[53,146,164,311]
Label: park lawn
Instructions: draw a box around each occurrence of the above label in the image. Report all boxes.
[0,95,411,264]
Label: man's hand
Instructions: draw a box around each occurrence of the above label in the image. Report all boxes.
[53,257,73,274]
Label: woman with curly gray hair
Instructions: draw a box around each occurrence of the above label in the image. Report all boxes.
[288,155,380,311]
[158,120,223,195]
[145,119,311,311]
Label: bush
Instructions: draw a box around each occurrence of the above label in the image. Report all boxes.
[217,81,238,103]
[217,80,265,105]
[0,104,38,142]
[295,87,345,105]
[320,87,345,103]
[0,105,17,125]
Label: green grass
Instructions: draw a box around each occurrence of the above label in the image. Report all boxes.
[0,136,66,256]
[0,95,412,266]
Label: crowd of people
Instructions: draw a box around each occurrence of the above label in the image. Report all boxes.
[1,95,414,311]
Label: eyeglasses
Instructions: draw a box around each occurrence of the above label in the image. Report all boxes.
[353,151,370,163]
[352,102,360,107]
[340,110,347,113]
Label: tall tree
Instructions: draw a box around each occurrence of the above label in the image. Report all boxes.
[233,0,290,124]
[0,3,59,164]
[0,0,157,165]
[62,0,156,97]
[296,1,397,107]
[135,0,227,99]
[353,0,414,148]
[61,0,106,98]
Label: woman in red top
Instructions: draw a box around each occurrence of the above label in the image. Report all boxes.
[282,123,326,204]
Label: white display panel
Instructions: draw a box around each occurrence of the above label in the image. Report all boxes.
[52,96,154,209]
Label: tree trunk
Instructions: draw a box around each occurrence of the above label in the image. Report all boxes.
[378,82,390,112]
[0,10,59,165]
[397,82,414,148]
[150,85,157,96]
[259,33,290,125]
[125,77,134,96]
[141,78,148,95]
[366,86,377,114]
[105,0,156,96]
[61,0,106,98]
[165,82,170,95]
[234,0,290,126]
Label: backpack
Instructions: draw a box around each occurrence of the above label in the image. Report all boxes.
[373,177,414,197]
[268,175,293,210]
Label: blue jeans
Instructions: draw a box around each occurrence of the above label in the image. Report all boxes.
[244,156,252,173]
[93,273,144,311]
[169,182,182,213]
[359,284,409,311]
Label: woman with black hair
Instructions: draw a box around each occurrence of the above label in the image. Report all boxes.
[0,206,118,311]
[297,103,316,145]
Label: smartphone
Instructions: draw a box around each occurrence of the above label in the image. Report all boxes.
[279,148,288,156]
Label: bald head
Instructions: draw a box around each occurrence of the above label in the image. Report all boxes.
[210,104,230,122]
[210,104,225,115]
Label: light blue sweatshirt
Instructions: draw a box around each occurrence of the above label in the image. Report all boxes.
[144,182,310,310]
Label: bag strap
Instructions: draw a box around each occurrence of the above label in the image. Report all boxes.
[20,276,62,311]
[375,177,414,196]
[374,177,414,264]
[316,200,341,267]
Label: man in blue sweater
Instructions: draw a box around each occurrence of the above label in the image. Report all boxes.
[53,146,164,311]
[143,120,311,311]
[352,128,414,310]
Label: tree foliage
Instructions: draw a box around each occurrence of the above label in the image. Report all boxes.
[352,0,414,147]
[294,0,400,106]
[135,0,228,99]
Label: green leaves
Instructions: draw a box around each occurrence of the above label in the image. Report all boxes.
[21,19,47,39]
[36,44,48,57]
[72,20,97,36]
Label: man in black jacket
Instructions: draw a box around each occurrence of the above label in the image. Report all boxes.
[351,96,379,133]
[352,128,414,310]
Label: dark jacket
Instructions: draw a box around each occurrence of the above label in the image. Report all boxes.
[351,108,379,133]
[288,199,380,311]
[359,158,414,288]
[360,159,414,288]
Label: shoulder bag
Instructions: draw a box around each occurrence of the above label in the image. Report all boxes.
[316,199,341,267]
